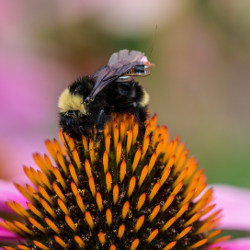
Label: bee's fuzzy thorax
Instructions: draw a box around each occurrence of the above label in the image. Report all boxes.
[139,88,150,107]
[58,88,87,115]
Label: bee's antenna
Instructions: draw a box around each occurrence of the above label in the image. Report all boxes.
[149,24,158,58]
[62,132,73,156]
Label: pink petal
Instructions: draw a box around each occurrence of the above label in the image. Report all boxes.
[0,180,27,213]
[0,225,20,241]
[214,238,250,250]
[213,185,250,231]
[0,50,69,181]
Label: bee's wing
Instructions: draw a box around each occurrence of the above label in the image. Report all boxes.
[88,50,145,100]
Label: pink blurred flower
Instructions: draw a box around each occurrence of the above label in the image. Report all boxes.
[218,238,250,250]
[0,180,27,242]
[0,226,19,241]
[213,185,250,231]
[0,181,27,213]
[0,50,72,181]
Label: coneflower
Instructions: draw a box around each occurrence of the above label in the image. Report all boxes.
[0,114,229,249]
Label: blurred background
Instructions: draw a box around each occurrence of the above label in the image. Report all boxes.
[0,0,249,188]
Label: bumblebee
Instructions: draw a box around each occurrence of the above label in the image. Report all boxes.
[58,50,153,141]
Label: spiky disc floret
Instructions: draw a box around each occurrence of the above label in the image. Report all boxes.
[0,114,228,250]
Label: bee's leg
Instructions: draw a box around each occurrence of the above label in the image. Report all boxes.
[95,109,107,144]
[62,132,73,156]
[133,108,146,137]
[79,126,89,137]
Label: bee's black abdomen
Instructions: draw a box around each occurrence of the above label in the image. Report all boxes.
[106,81,145,108]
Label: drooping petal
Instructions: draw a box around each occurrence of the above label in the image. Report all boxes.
[213,184,250,231]
[0,225,20,241]
[214,238,250,250]
[0,180,27,213]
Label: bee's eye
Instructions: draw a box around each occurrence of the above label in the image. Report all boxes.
[65,111,74,116]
